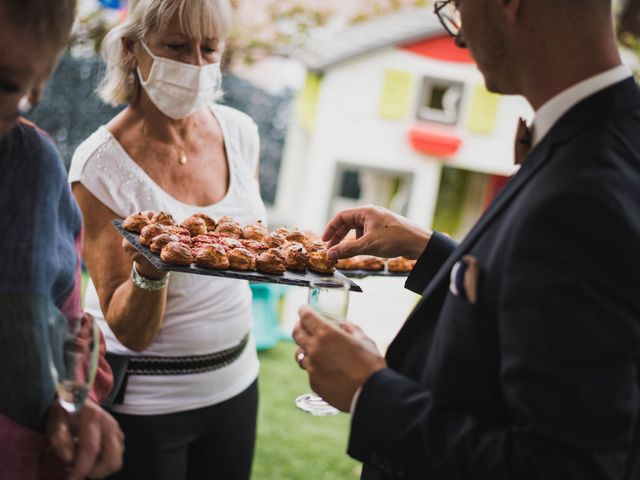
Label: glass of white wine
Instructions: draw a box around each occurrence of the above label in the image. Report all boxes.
[295,277,350,416]
[47,310,100,413]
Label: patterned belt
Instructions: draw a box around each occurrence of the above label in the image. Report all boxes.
[127,334,250,376]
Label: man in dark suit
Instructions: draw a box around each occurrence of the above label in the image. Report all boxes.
[292,0,640,478]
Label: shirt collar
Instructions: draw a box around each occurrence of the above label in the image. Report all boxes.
[531,64,632,147]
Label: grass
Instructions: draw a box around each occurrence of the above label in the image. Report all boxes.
[254,342,361,480]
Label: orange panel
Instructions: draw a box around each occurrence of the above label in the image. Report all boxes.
[408,125,462,158]
[401,35,475,64]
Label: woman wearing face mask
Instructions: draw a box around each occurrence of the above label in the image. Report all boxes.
[69,1,264,479]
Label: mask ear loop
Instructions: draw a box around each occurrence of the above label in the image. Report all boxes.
[136,40,156,87]
[139,40,157,60]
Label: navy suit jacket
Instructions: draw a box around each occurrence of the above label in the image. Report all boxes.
[348,78,640,480]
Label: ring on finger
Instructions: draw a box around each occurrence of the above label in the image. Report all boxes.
[296,351,306,365]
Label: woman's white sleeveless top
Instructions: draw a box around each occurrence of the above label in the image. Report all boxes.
[69,105,266,415]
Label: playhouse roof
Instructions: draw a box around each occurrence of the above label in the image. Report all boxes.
[294,8,445,73]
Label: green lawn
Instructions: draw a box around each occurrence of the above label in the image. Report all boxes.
[254,342,361,479]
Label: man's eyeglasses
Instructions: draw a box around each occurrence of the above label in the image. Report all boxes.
[434,0,461,38]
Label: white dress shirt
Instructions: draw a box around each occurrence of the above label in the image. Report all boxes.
[531,64,632,148]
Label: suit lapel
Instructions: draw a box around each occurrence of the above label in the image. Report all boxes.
[419,139,554,301]
[385,138,556,366]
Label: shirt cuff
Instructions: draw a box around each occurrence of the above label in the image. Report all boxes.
[405,231,458,294]
[350,386,363,415]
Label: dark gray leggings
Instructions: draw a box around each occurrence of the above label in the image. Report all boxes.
[107,380,258,480]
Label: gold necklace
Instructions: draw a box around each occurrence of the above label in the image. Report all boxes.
[178,149,188,166]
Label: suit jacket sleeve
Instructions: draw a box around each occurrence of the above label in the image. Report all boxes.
[405,231,458,295]
[349,192,640,479]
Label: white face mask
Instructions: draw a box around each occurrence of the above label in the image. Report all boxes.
[137,40,222,120]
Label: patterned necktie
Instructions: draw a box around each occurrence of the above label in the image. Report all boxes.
[514,117,533,165]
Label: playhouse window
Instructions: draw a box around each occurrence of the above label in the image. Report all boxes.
[328,163,414,223]
[417,77,464,125]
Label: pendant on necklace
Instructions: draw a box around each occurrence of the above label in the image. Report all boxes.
[178,151,188,165]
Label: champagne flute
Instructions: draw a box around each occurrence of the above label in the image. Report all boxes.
[47,310,100,413]
[295,277,350,416]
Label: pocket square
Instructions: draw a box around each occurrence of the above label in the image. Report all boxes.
[449,255,480,304]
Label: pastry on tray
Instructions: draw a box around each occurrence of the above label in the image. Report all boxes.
[281,242,308,272]
[304,240,327,254]
[386,257,416,273]
[228,248,257,271]
[181,216,207,237]
[263,232,287,248]
[195,244,229,270]
[272,226,291,237]
[215,218,243,238]
[307,250,337,274]
[150,233,179,255]
[120,211,358,284]
[151,211,175,226]
[165,225,191,239]
[160,241,193,266]
[219,237,243,251]
[192,213,217,232]
[335,257,361,270]
[139,224,166,247]
[256,248,286,275]
[356,255,385,271]
[242,221,268,241]
[240,239,269,254]
[285,229,309,245]
[123,212,152,233]
[191,235,215,245]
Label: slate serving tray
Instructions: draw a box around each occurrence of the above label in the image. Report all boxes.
[113,220,362,292]
[338,268,411,279]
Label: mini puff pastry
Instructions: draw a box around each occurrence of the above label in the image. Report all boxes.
[335,257,360,271]
[160,241,193,266]
[139,224,167,247]
[219,237,244,251]
[281,242,308,272]
[123,212,152,233]
[192,213,217,232]
[305,240,327,254]
[285,230,309,245]
[216,219,243,238]
[228,248,257,271]
[356,255,385,271]
[263,232,287,248]
[240,239,269,254]
[151,211,176,226]
[181,216,207,237]
[242,220,268,241]
[195,244,229,270]
[256,248,286,275]
[386,256,416,273]
[150,233,180,255]
[307,250,337,274]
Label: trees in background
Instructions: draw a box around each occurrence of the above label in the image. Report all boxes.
[71,0,639,74]
[225,0,428,68]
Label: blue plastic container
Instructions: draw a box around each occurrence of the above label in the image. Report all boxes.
[99,0,122,9]
[250,283,287,351]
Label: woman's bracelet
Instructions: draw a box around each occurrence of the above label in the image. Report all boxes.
[131,266,170,291]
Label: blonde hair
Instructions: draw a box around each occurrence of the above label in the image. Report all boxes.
[98,0,232,106]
